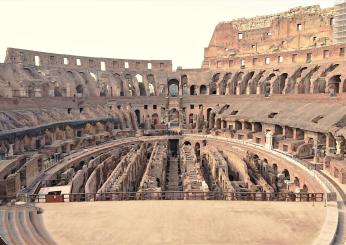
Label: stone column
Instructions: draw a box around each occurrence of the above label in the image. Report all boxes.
[256,84,261,95]
[313,138,320,163]
[265,131,273,150]
[336,136,345,159]
[236,83,241,95]
[8,144,14,157]
[195,85,200,96]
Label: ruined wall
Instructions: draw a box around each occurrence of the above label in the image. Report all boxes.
[5,48,172,73]
[203,5,338,69]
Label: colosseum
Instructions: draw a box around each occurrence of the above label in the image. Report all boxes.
[0,2,346,245]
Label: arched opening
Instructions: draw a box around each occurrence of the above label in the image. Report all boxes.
[282,169,290,180]
[113,73,124,96]
[302,184,308,192]
[294,177,300,187]
[126,74,136,96]
[216,118,221,129]
[219,73,232,95]
[239,71,254,95]
[272,73,288,94]
[328,75,341,95]
[235,121,242,130]
[54,86,63,97]
[136,74,146,96]
[275,125,283,135]
[152,113,159,125]
[190,85,196,95]
[168,79,179,97]
[206,108,212,128]
[200,85,207,95]
[195,143,201,160]
[135,110,141,125]
[182,75,188,95]
[76,84,84,95]
[222,120,227,129]
[210,73,219,95]
[296,128,305,140]
[184,141,192,146]
[272,164,278,174]
[254,122,262,132]
[147,74,156,96]
[244,121,252,130]
[168,108,179,126]
[189,113,194,124]
[158,85,165,96]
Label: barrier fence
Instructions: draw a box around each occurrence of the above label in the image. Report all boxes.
[26,191,324,203]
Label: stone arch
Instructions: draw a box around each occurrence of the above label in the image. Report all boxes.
[248,71,265,94]
[244,121,252,130]
[272,163,278,174]
[285,67,306,94]
[190,85,196,95]
[206,108,212,127]
[215,118,222,129]
[76,84,84,95]
[135,109,141,125]
[298,66,319,94]
[328,75,341,95]
[195,142,201,159]
[113,73,124,96]
[136,74,146,96]
[41,83,50,97]
[125,74,136,96]
[54,85,63,97]
[229,72,243,95]
[210,73,220,95]
[158,84,165,96]
[261,73,275,95]
[79,72,89,85]
[272,73,288,94]
[189,113,194,124]
[239,71,254,95]
[294,177,300,187]
[168,79,179,97]
[254,122,262,132]
[200,85,207,95]
[66,71,75,80]
[282,169,290,180]
[235,120,242,130]
[219,73,232,95]
[182,75,188,95]
[147,74,156,96]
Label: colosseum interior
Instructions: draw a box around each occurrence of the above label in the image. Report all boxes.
[1,2,346,245]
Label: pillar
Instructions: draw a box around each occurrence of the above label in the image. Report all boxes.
[336,136,345,159]
[8,144,14,157]
[265,131,273,150]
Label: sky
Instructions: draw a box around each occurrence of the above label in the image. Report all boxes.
[0,0,336,69]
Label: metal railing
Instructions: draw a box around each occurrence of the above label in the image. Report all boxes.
[26,191,324,203]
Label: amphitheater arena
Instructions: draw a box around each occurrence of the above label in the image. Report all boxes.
[1,4,346,245]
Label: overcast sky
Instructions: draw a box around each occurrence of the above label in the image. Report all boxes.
[0,0,335,69]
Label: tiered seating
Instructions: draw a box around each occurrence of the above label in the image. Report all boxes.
[0,205,56,245]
